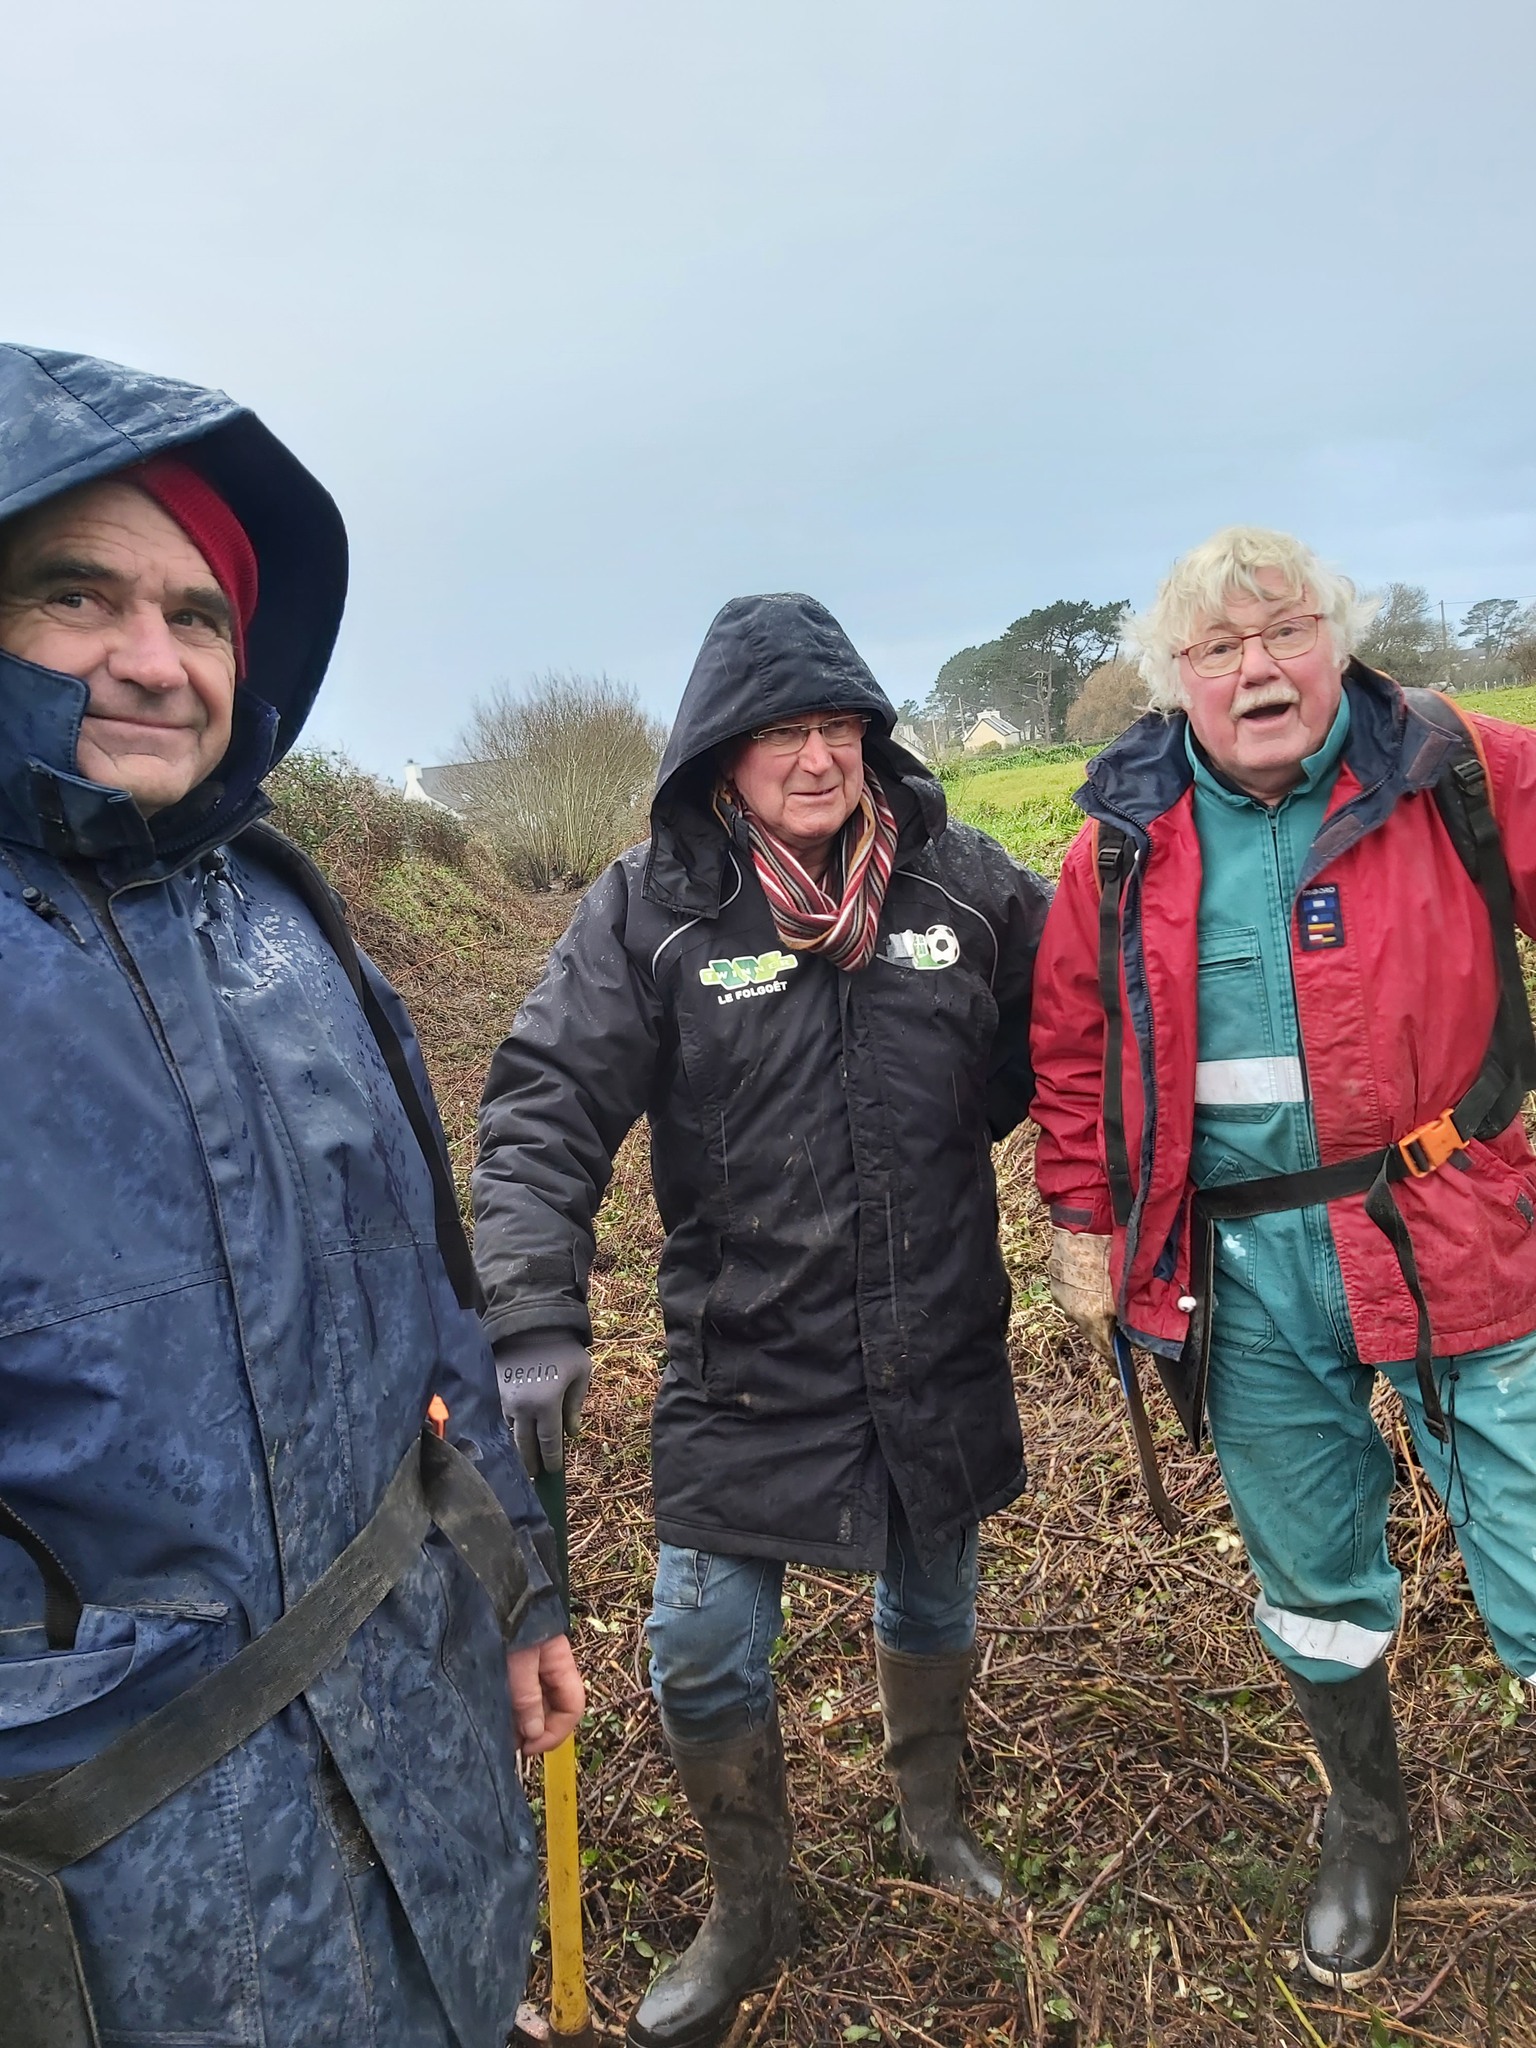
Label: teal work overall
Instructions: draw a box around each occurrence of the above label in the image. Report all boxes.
[1190,701,1536,1684]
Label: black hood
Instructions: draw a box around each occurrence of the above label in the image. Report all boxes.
[645,593,942,916]
[0,345,347,875]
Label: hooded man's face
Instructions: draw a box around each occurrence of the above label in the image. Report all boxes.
[727,708,866,870]
[0,479,238,816]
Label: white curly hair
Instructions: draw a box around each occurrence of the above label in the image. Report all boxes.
[1123,526,1379,712]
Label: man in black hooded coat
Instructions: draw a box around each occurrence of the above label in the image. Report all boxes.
[474,594,1050,2047]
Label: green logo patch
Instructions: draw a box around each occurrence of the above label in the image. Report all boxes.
[699,950,799,991]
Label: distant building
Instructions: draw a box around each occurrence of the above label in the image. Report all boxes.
[961,709,1023,754]
[892,720,931,761]
[403,760,485,815]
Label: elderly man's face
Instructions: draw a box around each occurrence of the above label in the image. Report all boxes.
[0,480,238,816]
[728,709,866,868]
[1179,571,1344,803]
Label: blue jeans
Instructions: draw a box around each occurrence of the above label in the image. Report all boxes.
[646,1496,979,1741]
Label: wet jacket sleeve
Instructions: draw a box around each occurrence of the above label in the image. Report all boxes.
[473,861,663,1348]
[360,952,567,1649]
[983,849,1054,1140]
[1029,826,1115,1234]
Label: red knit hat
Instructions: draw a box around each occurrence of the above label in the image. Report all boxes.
[130,454,259,675]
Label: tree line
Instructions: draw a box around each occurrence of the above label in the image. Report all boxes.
[903,586,1536,749]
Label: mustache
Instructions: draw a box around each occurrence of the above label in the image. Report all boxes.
[1232,683,1300,718]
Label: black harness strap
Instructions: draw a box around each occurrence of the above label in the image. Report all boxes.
[0,1430,530,1878]
[1112,1332,1183,1535]
[1095,824,1136,1230]
[0,1503,82,1653]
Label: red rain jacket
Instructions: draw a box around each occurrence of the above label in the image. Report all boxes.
[1032,664,1536,1372]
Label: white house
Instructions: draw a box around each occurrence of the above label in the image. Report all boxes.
[961,709,1022,754]
[403,760,484,815]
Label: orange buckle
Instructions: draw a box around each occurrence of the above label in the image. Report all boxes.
[1397,1110,1463,1178]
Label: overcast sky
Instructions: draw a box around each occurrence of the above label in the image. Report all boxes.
[6,0,1532,774]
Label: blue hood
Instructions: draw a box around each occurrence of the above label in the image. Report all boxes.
[0,345,347,875]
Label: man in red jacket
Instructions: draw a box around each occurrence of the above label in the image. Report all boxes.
[1032,525,1536,1989]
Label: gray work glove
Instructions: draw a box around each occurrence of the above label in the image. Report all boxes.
[493,1331,593,1476]
[1046,1227,1116,1359]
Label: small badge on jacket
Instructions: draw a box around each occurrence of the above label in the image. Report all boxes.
[880,924,960,971]
[1298,884,1344,951]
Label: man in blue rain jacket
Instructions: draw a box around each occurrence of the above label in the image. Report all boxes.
[0,345,583,2046]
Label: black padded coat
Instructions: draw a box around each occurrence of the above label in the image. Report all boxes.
[473,595,1051,1569]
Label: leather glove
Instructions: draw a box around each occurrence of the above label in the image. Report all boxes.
[493,1331,593,1476]
[1046,1227,1115,1358]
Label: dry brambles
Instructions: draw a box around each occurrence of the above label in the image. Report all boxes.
[324,797,1534,2048]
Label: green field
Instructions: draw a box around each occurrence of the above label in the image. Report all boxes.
[945,683,1536,874]
[942,748,1091,873]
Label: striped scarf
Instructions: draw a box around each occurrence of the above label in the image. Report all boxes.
[717,769,899,972]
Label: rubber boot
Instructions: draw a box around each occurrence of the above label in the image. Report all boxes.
[1288,1663,1412,1988]
[875,1643,1003,1904]
[626,1714,798,2048]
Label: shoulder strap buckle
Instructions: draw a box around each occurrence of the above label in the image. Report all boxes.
[1095,821,1130,887]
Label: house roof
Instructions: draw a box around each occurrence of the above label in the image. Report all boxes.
[965,709,1022,740]
[404,760,489,812]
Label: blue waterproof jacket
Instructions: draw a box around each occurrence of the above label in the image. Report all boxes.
[0,347,565,2046]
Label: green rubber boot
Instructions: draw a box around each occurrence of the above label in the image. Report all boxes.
[626,1714,798,2048]
[1289,1663,1411,1988]
[875,1643,1003,1904]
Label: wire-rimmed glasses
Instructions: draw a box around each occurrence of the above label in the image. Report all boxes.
[1180,614,1324,679]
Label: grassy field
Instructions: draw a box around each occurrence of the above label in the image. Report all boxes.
[282,748,1536,2047]
[942,750,1090,873]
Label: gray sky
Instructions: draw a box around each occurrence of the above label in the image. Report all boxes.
[6,0,1532,775]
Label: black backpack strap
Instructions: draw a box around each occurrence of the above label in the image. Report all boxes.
[1403,690,1536,1133]
[1094,822,1136,1229]
[234,821,484,1316]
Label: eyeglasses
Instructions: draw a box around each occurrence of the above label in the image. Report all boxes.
[1180,613,1324,679]
[747,714,870,755]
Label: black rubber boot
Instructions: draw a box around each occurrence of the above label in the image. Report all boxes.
[1289,1663,1412,1988]
[875,1643,1003,1904]
[626,1714,798,2048]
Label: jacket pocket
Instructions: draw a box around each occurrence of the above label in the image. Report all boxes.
[0,1602,228,1735]
[0,1604,262,2046]
[1194,927,1282,1126]
[1197,1160,1278,1353]
[700,1249,743,1402]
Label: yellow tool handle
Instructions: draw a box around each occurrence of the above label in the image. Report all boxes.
[542,1733,590,2036]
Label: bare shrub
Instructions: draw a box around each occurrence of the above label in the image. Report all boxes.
[1065,658,1149,742]
[457,672,666,889]
[264,748,470,876]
